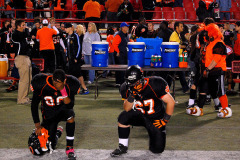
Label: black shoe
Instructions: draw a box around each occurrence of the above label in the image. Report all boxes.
[56,126,63,139]
[214,104,221,112]
[110,144,128,157]
[79,89,89,95]
[66,147,76,160]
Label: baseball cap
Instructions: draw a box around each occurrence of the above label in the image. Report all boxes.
[42,19,48,25]
[120,22,130,28]
[64,23,73,28]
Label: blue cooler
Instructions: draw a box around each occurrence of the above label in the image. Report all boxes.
[128,42,145,67]
[91,42,109,67]
[161,42,179,68]
[136,37,163,66]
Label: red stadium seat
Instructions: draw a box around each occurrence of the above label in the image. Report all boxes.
[230,7,239,12]
[162,7,173,11]
[153,7,163,19]
[175,11,186,19]
[163,11,174,19]
[194,2,199,9]
[174,7,184,12]
[184,3,194,9]
[183,0,193,3]
[187,11,197,20]
[233,12,240,20]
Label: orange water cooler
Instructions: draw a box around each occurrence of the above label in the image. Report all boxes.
[0,54,8,77]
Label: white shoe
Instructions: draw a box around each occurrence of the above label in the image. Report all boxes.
[186,106,203,116]
[217,107,232,118]
[87,81,93,84]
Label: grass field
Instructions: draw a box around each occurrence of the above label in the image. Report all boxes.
[0,77,240,159]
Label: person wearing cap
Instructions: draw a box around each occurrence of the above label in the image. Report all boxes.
[64,23,89,95]
[112,22,131,86]
[36,19,59,73]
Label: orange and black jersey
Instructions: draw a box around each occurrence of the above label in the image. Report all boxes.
[120,77,169,119]
[31,74,80,123]
[53,29,65,45]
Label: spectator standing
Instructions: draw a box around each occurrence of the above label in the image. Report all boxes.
[196,0,209,22]
[12,0,26,18]
[0,20,10,55]
[105,0,123,26]
[4,0,14,18]
[26,0,34,27]
[141,0,155,20]
[157,21,173,42]
[112,22,130,86]
[130,0,143,20]
[65,23,89,94]
[36,19,59,73]
[135,17,148,38]
[117,0,134,22]
[12,19,32,105]
[218,24,224,34]
[169,21,189,93]
[30,18,41,58]
[53,0,66,19]
[216,0,231,20]
[49,17,67,71]
[82,22,101,84]
[74,0,87,19]
[34,0,44,18]
[83,0,102,30]
[232,21,240,91]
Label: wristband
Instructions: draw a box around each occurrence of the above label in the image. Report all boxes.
[163,113,171,121]
[127,95,134,103]
[60,86,68,98]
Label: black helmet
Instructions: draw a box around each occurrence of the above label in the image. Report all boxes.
[125,65,143,85]
[28,130,49,156]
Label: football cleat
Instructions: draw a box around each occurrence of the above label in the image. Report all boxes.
[66,146,76,160]
[217,107,232,118]
[186,106,203,116]
[110,144,128,157]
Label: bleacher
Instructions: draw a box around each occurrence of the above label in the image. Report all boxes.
[153,0,240,21]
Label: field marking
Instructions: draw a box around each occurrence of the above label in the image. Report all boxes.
[1,149,240,160]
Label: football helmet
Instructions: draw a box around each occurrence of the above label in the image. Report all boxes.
[28,129,49,156]
[125,65,144,93]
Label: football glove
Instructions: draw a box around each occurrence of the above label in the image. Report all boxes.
[153,119,168,129]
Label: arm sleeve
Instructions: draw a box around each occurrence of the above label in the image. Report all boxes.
[31,91,41,123]
[74,33,81,59]
[112,35,121,53]
[119,82,130,99]
[60,38,66,50]
[213,42,227,55]
[52,26,59,35]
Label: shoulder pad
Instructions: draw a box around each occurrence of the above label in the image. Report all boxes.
[31,74,48,92]
[66,75,81,94]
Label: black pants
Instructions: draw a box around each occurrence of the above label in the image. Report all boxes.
[40,50,56,73]
[114,52,127,85]
[41,105,75,148]
[118,110,166,153]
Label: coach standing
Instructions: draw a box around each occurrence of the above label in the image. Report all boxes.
[36,19,59,73]
[12,19,32,105]
[112,22,130,86]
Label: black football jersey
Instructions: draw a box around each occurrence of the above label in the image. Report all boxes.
[120,76,169,119]
[31,74,80,123]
